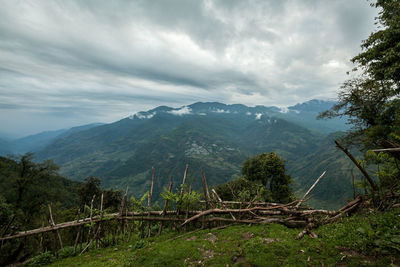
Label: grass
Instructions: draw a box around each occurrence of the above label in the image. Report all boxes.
[35,208,400,266]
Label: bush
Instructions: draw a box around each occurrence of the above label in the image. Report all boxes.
[58,246,75,259]
[214,177,272,203]
[28,251,56,267]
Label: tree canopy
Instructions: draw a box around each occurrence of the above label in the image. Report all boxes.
[242,152,293,203]
[320,0,400,196]
[319,0,400,149]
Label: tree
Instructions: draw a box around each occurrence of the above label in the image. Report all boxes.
[320,0,400,195]
[242,152,293,203]
[76,176,102,208]
[319,0,400,148]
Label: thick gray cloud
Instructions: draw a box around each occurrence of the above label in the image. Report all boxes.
[0,0,378,137]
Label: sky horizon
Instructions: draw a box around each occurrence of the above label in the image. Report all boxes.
[0,0,378,138]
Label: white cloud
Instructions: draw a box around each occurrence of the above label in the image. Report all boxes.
[279,107,289,114]
[255,113,262,120]
[130,112,155,120]
[214,109,230,113]
[168,106,192,116]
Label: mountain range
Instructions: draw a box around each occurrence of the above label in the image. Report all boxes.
[0,100,357,209]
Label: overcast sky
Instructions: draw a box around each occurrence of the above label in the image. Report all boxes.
[0,0,378,138]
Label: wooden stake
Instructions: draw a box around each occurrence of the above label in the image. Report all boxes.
[48,204,63,251]
[201,170,211,210]
[184,186,192,231]
[119,187,129,215]
[147,168,156,238]
[177,165,189,220]
[148,167,155,208]
[180,164,189,195]
[296,171,326,208]
[212,189,236,220]
[73,209,81,254]
[158,180,173,236]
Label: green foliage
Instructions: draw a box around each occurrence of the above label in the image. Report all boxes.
[214,177,272,202]
[0,195,13,228]
[28,251,56,267]
[352,0,400,86]
[77,176,102,207]
[0,154,80,265]
[242,152,293,203]
[160,184,201,211]
[318,208,400,256]
[58,246,75,259]
[364,150,400,193]
[103,188,123,212]
[132,240,149,250]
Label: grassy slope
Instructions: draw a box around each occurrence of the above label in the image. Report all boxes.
[42,208,400,267]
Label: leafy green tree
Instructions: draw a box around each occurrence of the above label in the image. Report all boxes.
[242,152,293,203]
[103,188,123,212]
[214,177,272,203]
[319,0,400,148]
[319,0,400,196]
[76,176,102,207]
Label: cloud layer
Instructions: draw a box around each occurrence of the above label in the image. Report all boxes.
[0,0,377,137]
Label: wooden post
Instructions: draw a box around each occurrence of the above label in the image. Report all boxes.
[82,195,96,254]
[212,189,236,220]
[40,220,44,253]
[177,165,189,219]
[335,140,378,192]
[180,164,189,195]
[48,204,63,251]
[201,170,211,210]
[158,180,173,236]
[148,167,155,208]
[73,208,82,254]
[96,193,104,248]
[147,167,155,238]
[120,187,129,215]
[296,171,326,208]
[184,185,192,231]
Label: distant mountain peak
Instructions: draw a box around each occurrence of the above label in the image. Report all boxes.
[126,99,338,122]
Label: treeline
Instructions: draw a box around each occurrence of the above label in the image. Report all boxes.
[0,153,123,265]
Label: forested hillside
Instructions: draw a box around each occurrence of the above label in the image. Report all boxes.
[30,100,354,209]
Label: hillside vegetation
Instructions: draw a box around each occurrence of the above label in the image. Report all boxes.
[29,101,353,209]
[32,207,400,267]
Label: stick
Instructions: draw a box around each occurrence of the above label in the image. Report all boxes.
[335,140,378,192]
[372,148,400,152]
[158,181,173,235]
[296,171,326,208]
[148,167,155,208]
[201,170,211,210]
[48,204,63,250]
[180,164,189,195]
[212,189,236,220]
[147,168,155,238]
[119,187,129,216]
[73,209,82,254]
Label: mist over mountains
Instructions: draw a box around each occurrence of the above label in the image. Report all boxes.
[0,100,354,209]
